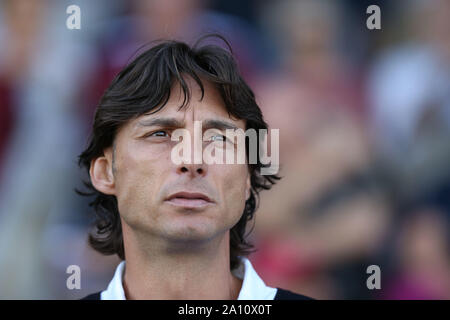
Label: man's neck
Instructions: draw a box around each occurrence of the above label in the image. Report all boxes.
[121,231,243,300]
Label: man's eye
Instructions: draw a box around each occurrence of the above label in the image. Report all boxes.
[148,130,169,137]
[206,134,229,143]
[211,134,225,142]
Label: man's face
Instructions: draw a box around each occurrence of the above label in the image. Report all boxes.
[94,79,251,244]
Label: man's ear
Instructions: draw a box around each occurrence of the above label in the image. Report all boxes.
[90,147,115,195]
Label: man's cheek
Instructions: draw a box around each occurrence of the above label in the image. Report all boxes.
[116,170,149,211]
[118,179,153,227]
[223,165,248,190]
[223,171,247,211]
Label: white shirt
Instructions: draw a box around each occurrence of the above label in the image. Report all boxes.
[101,257,278,300]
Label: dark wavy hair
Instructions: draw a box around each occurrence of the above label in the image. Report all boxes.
[78,35,279,270]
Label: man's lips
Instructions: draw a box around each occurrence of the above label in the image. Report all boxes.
[165,192,214,208]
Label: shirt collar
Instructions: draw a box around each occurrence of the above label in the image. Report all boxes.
[100,257,277,300]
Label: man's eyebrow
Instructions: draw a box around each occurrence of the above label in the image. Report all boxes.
[137,118,240,131]
[136,117,184,128]
[202,119,240,131]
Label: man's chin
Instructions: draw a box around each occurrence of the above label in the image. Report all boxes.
[159,219,224,245]
[166,225,216,241]
[160,231,220,251]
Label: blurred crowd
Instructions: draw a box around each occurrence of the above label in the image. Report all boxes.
[0,0,449,299]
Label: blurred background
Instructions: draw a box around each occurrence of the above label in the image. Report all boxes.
[0,0,449,299]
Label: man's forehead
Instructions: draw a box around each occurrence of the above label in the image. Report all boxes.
[133,100,245,130]
[127,77,246,130]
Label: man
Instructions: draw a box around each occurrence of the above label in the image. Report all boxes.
[78,36,311,300]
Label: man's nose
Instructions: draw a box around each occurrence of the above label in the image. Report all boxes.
[176,162,207,177]
[176,127,207,177]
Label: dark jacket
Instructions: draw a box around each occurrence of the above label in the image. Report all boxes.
[81,288,313,300]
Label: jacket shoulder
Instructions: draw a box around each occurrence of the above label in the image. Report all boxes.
[80,291,102,300]
[274,288,314,300]
[80,289,314,300]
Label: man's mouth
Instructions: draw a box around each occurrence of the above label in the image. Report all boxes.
[165,192,214,208]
